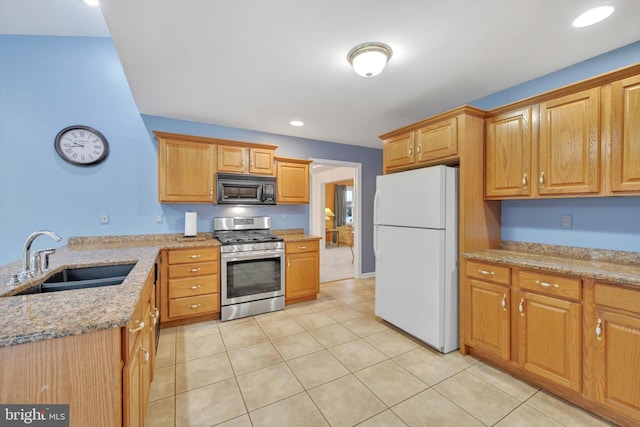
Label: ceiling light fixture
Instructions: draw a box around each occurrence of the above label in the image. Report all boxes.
[290,120,304,127]
[572,6,614,27]
[83,0,100,6]
[347,42,393,78]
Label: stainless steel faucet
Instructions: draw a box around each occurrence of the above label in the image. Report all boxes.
[17,230,62,281]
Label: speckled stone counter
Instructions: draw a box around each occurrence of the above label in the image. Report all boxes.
[463,241,640,288]
[0,233,221,347]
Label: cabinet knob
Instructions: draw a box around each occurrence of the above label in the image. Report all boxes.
[539,171,545,189]
[129,321,145,333]
[501,294,507,311]
[522,173,528,190]
[596,318,603,341]
[518,298,525,316]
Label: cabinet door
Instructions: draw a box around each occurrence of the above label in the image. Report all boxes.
[250,148,275,175]
[285,251,319,301]
[383,132,415,170]
[123,334,141,427]
[518,292,581,392]
[217,145,247,173]
[158,138,215,202]
[610,74,640,193]
[277,161,309,204]
[468,279,510,360]
[416,117,458,163]
[485,108,533,198]
[538,88,600,195]
[593,309,640,421]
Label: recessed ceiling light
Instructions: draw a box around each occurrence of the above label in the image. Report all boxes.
[290,120,304,127]
[83,0,100,6]
[572,6,614,27]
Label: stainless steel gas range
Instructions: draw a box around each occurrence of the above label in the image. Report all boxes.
[214,217,285,321]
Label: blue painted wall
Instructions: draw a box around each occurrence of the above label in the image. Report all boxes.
[469,40,640,252]
[0,35,382,274]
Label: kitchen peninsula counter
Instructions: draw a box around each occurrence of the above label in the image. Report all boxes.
[462,241,640,288]
[0,233,221,347]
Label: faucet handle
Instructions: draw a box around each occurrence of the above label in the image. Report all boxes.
[40,248,56,272]
[7,274,20,286]
[30,251,43,275]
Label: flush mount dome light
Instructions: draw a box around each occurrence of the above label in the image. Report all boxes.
[347,42,393,77]
[83,0,100,6]
[572,6,614,27]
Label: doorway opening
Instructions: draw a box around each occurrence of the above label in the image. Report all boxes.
[309,159,362,283]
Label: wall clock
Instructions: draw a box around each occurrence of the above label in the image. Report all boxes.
[54,125,109,166]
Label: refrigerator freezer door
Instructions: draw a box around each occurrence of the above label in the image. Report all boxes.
[375,225,446,351]
[374,166,447,229]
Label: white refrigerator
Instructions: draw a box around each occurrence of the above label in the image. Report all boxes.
[374,165,459,353]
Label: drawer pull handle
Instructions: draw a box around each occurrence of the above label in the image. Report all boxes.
[478,269,495,276]
[188,304,202,309]
[154,307,160,318]
[535,280,559,289]
[596,318,603,341]
[189,268,201,273]
[287,259,291,269]
[190,285,201,290]
[518,298,525,316]
[140,346,149,364]
[299,246,307,250]
[150,311,158,326]
[521,172,527,190]
[539,171,545,189]
[188,254,201,259]
[408,147,413,157]
[501,294,507,311]
[129,321,145,333]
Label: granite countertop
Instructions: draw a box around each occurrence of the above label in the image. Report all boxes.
[0,230,320,347]
[463,241,640,288]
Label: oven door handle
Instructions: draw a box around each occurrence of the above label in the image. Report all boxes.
[221,251,284,262]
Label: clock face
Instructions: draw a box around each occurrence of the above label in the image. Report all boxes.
[54,126,109,166]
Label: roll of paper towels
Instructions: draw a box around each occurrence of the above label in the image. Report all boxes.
[184,212,197,237]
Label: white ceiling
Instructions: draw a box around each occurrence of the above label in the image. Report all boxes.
[2,1,640,149]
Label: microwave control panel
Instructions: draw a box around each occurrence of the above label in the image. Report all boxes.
[263,183,275,202]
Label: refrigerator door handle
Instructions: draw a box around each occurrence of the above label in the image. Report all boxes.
[374,225,380,260]
[373,191,380,225]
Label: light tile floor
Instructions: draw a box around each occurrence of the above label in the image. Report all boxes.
[146,278,616,427]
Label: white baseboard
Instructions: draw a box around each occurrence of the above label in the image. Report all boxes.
[358,272,376,279]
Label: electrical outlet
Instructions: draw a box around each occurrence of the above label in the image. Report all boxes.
[156,214,164,223]
[101,213,110,224]
[561,214,572,229]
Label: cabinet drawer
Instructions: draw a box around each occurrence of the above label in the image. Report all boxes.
[168,261,217,279]
[466,260,510,285]
[285,240,319,254]
[168,247,218,264]
[519,270,581,301]
[169,294,220,318]
[169,275,218,299]
[595,283,640,315]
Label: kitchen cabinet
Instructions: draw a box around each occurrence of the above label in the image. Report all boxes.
[276,157,311,204]
[160,247,220,325]
[123,268,156,427]
[590,282,640,422]
[217,144,276,175]
[285,240,319,303]
[538,87,600,195]
[610,74,640,194]
[485,107,534,198]
[465,260,511,360]
[382,116,461,173]
[156,134,216,203]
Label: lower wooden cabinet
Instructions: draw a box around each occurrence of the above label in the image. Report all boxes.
[160,247,220,325]
[285,240,319,303]
[592,282,640,421]
[463,259,640,426]
[517,291,582,392]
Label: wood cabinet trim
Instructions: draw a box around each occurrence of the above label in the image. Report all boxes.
[153,131,278,150]
[379,105,486,140]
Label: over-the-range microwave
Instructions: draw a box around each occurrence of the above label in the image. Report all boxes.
[216,173,276,205]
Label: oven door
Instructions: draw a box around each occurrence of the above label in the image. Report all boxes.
[221,250,285,305]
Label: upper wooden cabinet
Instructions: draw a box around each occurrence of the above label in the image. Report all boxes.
[380,109,483,174]
[157,134,216,203]
[538,87,600,196]
[610,74,640,194]
[276,157,311,204]
[217,145,276,175]
[485,107,534,198]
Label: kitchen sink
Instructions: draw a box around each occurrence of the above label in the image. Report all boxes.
[16,263,136,295]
